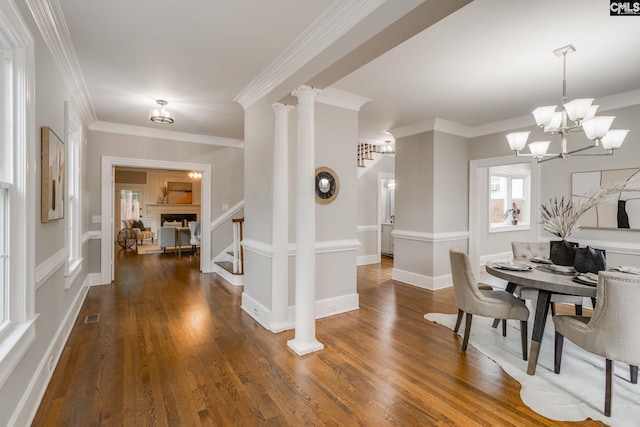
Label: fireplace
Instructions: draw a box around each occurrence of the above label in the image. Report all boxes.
[161,213,197,226]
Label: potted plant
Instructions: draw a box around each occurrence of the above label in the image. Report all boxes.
[504,202,521,225]
[540,180,640,265]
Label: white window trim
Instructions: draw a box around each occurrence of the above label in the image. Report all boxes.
[64,102,83,289]
[0,1,38,388]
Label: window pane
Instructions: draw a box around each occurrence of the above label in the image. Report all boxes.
[490,176,507,224]
[0,187,7,323]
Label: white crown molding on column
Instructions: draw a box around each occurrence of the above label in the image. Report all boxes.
[316,87,371,111]
[234,0,387,109]
[25,0,97,127]
[90,121,244,148]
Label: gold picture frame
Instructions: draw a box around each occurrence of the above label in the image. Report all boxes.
[41,126,65,222]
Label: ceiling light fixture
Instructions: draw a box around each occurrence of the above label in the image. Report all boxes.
[380,140,395,154]
[189,171,202,179]
[506,44,628,163]
[149,100,175,124]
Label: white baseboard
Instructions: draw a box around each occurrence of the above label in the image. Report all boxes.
[392,268,452,291]
[84,272,104,287]
[12,281,90,427]
[315,293,359,319]
[357,254,379,266]
[241,292,271,330]
[214,264,243,286]
[242,292,360,333]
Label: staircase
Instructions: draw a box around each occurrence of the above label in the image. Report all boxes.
[357,142,394,177]
[214,217,244,285]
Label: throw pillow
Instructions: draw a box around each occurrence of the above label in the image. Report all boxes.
[132,220,144,229]
[573,246,606,274]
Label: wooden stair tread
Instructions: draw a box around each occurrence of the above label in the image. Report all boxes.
[215,261,243,275]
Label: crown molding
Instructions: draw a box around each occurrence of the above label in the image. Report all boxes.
[391,89,640,140]
[26,0,97,127]
[90,121,244,148]
[316,87,371,111]
[234,0,386,109]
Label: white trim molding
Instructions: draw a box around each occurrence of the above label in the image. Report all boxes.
[211,200,244,230]
[357,225,378,233]
[35,248,68,289]
[316,87,370,111]
[391,229,469,243]
[234,0,387,109]
[81,230,101,245]
[25,0,96,127]
[357,254,379,266]
[90,121,244,148]
[242,238,274,259]
[392,268,452,291]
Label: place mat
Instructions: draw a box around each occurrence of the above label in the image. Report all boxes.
[535,265,577,276]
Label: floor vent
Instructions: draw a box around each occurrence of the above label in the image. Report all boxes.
[84,314,100,324]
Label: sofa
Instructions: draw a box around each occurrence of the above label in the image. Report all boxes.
[121,219,155,244]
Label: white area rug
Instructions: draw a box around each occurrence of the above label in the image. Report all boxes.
[424,312,639,426]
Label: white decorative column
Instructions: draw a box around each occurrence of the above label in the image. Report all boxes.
[288,85,324,355]
[271,103,293,332]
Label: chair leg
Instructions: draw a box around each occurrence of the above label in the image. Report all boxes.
[554,331,564,374]
[551,302,557,316]
[520,320,528,361]
[461,313,473,352]
[454,309,464,333]
[631,365,638,384]
[575,304,583,316]
[605,359,613,417]
[502,319,507,337]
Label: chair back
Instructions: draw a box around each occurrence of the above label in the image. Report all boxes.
[188,221,201,245]
[449,249,484,313]
[512,241,550,260]
[588,271,640,365]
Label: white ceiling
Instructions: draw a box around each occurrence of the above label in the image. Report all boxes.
[58,0,640,144]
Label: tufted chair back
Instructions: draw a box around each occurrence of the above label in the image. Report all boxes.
[511,241,550,260]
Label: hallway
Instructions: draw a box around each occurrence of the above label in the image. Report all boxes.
[32,254,594,426]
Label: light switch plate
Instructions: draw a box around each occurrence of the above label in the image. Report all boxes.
[91,215,101,223]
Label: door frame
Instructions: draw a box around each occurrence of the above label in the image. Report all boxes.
[101,156,212,283]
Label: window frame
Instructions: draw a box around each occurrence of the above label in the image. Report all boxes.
[0,2,38,388]
[65,104,83,288]
[488,166,532,233]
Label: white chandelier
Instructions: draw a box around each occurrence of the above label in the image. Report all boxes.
[149,100,175,124]
[379,140,395,154]
[506,45,628,163]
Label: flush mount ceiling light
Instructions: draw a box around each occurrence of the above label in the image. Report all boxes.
[149,100,175,124]
[506,44,628,163]
[189,171,202,179]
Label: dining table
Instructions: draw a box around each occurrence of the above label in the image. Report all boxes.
[485,261,597,376]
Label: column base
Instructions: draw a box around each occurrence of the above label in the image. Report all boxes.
[287,338,324,356]
[270,321,295,333]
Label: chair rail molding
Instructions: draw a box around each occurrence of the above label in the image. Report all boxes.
[211,200,244,230]
[35,248,68,289]
[391,229,469,243]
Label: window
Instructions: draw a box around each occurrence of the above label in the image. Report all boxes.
[489,164,531,229]
[0,2,37,387]
[66,106,82,286]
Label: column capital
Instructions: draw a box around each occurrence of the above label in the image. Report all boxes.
[272,102,294,116]
[291,85,322,100]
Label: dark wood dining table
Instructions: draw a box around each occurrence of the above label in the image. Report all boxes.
[485,261,597,375]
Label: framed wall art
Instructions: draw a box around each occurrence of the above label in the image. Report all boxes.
[571,168,640,230]
[41,126,65,222]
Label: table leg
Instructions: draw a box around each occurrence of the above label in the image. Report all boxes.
[527,289,552,375]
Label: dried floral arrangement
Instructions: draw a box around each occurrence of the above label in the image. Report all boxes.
[540,180,640,240]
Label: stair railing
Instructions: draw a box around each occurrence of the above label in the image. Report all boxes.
[232,218,244,274]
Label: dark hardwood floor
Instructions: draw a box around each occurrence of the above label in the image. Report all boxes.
[32,252,603,426]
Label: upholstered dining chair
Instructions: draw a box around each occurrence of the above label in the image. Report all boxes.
[553,271,640,417]
[188,221,201,254]
[449,249,530,360]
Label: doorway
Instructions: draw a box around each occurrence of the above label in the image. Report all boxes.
[100,156,212,284]
[378,172,395,260]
